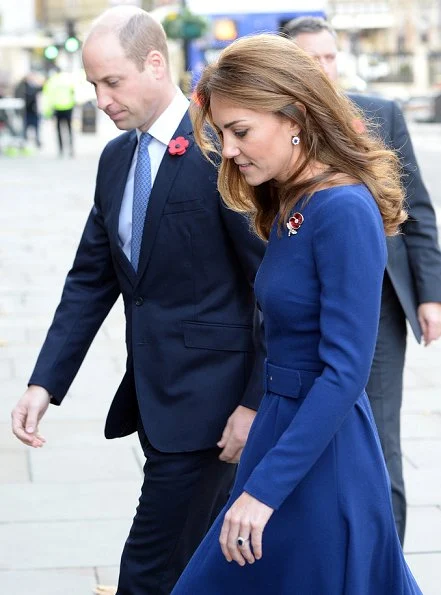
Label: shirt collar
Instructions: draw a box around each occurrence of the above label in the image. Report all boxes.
[136,88,189,145]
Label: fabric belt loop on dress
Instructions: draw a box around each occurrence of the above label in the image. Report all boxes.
[264,360,321,400]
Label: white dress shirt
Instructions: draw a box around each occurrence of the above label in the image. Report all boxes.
[118,89,190,261]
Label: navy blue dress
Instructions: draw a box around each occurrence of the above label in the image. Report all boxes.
[172,186,422,594]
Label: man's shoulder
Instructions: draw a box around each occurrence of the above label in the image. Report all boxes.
[347,92,399,115]
[101,129,135,156]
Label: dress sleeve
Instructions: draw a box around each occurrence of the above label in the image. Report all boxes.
[243,190,387,510]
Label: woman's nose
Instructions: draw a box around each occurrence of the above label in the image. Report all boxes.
[221,137,240,159]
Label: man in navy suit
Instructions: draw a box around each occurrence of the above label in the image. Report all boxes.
[286,16,441,545]
[11,7,265,594]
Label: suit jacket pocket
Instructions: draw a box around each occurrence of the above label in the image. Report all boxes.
[183,320,254,352]
[163,199,204,214]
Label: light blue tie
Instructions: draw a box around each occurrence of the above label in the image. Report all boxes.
[131,132,153,271]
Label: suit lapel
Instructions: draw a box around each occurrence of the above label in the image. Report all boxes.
[135,112,194,283]
[108,131,138,283]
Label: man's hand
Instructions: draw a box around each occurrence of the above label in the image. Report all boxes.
[418,302,441,346]
[217,405,256,463]
[11,385,50,447]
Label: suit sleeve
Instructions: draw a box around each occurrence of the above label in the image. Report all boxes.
[29,162,120,402]
[220,202,267,410]
[390,102,441,303]
[242,193,386,510]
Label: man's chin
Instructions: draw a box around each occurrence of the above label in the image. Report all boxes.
[113,121,130,130]
[107,113,130,130]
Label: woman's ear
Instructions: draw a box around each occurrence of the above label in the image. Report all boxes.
[289,122,302,138]
[294,101,306,115]
[284,102,306,132]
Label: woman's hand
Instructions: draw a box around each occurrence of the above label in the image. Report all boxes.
[219,492,274,566]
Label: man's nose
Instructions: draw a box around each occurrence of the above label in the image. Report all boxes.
[318,57,327,71]
[95,88,111,111]
[318,58,332,78]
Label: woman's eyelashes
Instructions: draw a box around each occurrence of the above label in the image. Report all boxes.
[213,127,247,142]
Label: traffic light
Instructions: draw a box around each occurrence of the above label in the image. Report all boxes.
[65,36,80,52]
[65,19,80,53]
[44,45,59,60]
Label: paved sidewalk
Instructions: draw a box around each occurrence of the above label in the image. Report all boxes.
[1,115,441,594]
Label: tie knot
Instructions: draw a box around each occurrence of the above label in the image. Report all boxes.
[139,132,152,150]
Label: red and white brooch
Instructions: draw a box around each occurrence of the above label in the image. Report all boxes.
[287,212,304,236]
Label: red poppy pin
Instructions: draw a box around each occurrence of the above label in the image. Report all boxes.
[287,212,304,236]
[168,136,189,156]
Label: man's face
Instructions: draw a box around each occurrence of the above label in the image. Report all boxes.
[293,30,338,82]
[82,32,167,132]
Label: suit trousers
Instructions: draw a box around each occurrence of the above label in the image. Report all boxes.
[116,419,236,595]
[366,272,407,545]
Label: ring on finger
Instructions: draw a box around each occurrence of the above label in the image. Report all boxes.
[236,536,250,547]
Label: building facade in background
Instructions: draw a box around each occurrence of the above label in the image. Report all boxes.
[1,0,441,100]
[328,0,441,94]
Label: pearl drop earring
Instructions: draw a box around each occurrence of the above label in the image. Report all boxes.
[291,135,300,146]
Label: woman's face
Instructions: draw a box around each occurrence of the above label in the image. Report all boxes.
[210,93,302,186]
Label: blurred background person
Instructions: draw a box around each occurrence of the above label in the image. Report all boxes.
[15,72,44,149]
[42,67,76,157]
[285,15,441,546]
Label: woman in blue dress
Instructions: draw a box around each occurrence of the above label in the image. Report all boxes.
[172,34,422,594]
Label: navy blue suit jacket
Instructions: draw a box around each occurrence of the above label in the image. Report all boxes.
[29,112,266,451]
[349,94,441,340]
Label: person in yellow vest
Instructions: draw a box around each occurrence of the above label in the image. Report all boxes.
[42,67,76,156]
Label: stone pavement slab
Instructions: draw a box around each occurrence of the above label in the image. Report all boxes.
[0,481,141,523]
[403,438,441,469]
[0,568,97,595]
[401,412,441,439]
[405,553,441,595]
[29,444,142,483]
[402,387,441,413]
[0,450,29,483]
[404,506,441,553]
[0,519,130,570]
[404,467,441,507]
[96,566,120,588]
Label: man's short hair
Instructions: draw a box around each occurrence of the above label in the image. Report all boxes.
[284,16,336,39]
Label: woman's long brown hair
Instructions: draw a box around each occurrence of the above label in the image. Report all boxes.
[190,34,406,241]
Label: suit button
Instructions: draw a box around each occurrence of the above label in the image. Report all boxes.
[135,297,144,306]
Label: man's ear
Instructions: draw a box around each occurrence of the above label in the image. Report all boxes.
[144,50,166,78]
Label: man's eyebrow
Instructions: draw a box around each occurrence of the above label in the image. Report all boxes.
[86,75,120,84]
